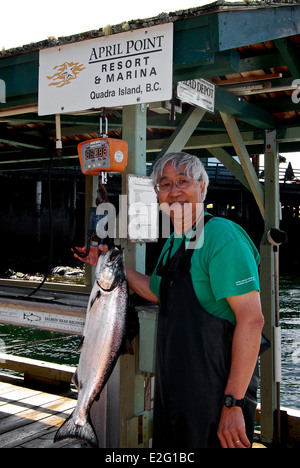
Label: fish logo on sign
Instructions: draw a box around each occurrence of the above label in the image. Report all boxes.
[23,312,41,322]
[47,61,86,88]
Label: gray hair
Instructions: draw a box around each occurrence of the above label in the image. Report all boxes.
[151,152,209,200]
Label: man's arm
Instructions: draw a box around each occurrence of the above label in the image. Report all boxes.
[126,266,159,305]
[217,290,264,448]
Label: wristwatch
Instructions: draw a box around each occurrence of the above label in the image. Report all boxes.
[224,394,245,408]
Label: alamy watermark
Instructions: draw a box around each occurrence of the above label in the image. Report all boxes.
[0,79,6,103]
[96,196,205,249]
[291,79,300,104]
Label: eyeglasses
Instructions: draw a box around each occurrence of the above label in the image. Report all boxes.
[156,176,197,193]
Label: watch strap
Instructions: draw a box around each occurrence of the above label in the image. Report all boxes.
[224,394,245,408]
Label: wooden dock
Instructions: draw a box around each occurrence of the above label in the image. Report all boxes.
[0,372,87,448]
[1,370,299,449]
[0,371,266,449]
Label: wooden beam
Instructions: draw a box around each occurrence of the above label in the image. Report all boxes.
[274,38,300,80]
[0,128,49,150]
[146,129,265,154]
[216,87,276,130]
[147,113,226,131]
[216,73,283,86]
[174,50,240,82]
[153,106,206,164]
[239,52,285,73]
[0,105,38,117]
[207,147,251,192]
[0,353,75,385]
[220,112,265,218]
[277,125,300,143]
[173,18,213,70]
[215,6,300,52]
[146,124,300,151]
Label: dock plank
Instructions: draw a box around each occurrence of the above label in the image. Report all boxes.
[0,378,37,395]
[0,373,80,448]
[0,406,75,448]
[0,387,42,406]
[0,395,75,435]
[0,392,60,419]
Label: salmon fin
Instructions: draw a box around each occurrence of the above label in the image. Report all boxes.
[72,370,79,389]
[54,411,98,448]
[90,290,101,309]
[77,336,84,352]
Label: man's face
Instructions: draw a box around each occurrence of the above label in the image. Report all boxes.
[155,161,205,232]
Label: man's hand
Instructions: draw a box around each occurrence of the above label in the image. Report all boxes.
[73,245,159,305]
[217,406,251,448]
[72,245,108,267]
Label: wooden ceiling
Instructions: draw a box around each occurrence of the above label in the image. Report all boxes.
[1,2,300,171]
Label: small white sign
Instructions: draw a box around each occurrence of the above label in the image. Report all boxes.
[177,79,215,113]
[0,306,85,334]
[38,23,173,115]
[127,175,158,242]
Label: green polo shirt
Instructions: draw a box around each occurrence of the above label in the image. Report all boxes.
[149,215,260,325]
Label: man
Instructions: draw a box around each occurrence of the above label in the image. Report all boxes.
[74,152,264,448]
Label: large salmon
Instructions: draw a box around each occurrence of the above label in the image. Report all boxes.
[54,248,135,447]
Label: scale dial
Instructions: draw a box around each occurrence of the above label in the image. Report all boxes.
[78,138,128,175]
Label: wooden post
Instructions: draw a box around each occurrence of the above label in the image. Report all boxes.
[220,112,265,218]
[118,104,147,447]
[36,179,42,248]
[260,130,281,445]
[92,105,147,448]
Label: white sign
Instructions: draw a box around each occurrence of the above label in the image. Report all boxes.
[127,175,158,242]
[0,306,85,334]
[38,24,173,115]
[177,79,215,113]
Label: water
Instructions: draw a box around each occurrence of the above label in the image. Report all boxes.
[0,277,299,410]
[0,326,82,367]
[278,276,300,410]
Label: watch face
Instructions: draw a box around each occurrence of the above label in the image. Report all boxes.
[224,395,233,407]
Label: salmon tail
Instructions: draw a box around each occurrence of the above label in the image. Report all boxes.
[54,411,98,448]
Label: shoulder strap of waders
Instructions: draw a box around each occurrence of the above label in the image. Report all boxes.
[182,214,213,272]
